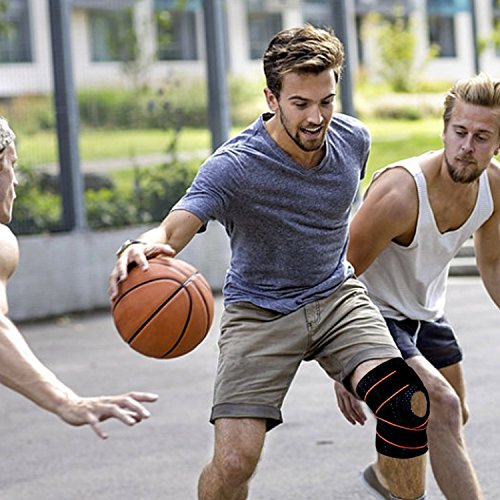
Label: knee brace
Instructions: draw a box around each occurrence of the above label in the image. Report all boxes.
[356,358,429,459]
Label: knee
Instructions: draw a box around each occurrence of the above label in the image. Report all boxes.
[356,358,429,459]
[428,386,463,430]
[461,402,470,425]
[214,447,260,486]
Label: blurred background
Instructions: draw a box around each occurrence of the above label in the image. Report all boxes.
[0,0,498,320]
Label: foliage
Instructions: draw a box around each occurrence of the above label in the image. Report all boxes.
[103,6,147,91]
[478,1,500,54]
[0,0,11,37]
[0,95,55,134]
[11,156,201,233]
[78,88,145,129]
[77,76,266,130]
[132,159,200,223]
[85,188,139,229]
[103,1,186,91]
[10,165,62,235]
[362,11,439,93]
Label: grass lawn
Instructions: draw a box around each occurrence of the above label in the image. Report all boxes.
[365,117,443,188]
[18,117,444,192]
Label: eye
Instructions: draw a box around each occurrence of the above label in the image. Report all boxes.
[294,102,307,109]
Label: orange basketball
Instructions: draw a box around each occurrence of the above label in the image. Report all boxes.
[111,257,214,359]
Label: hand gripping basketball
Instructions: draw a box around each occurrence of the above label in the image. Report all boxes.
[111,257,214,359]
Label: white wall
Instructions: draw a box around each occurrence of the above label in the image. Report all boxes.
[8,223,230,322]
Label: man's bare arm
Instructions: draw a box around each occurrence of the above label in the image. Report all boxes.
[348,168,418,276]
[475,165,500,308]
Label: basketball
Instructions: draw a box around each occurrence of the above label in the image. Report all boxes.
[111,256,214,359]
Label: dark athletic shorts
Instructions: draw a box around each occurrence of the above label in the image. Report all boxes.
[384,316,463,369]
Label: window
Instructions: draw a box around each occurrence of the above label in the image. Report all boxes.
[428,14,456,57]
[156,9,198,61]
[89,9,135,62]
[247,12,282,60]
[0,0,32,63]
[302,0,330,29]
[494,0,500,56]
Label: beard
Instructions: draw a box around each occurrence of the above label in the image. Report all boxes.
[444,153,483,184]
[278,104,327,152]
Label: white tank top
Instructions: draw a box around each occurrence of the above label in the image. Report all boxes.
[360,157,494,321]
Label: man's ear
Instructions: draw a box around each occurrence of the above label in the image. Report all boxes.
[263,88,278,112]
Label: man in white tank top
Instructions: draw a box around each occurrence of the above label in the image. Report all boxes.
[335,73,500,500]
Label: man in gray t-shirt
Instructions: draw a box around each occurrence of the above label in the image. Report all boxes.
[110,25,430,500]
[174,110,368,313]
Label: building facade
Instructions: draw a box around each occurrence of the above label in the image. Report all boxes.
[0,0,498,97]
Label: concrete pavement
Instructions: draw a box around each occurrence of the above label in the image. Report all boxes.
[0,278,498,499]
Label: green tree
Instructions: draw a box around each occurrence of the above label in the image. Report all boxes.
[104,1,185,91]
[363,10,439,92]
[479,0,500,54]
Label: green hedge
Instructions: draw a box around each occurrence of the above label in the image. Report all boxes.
[11,159,201,234]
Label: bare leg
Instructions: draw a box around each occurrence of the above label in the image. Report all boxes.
[351,359,427,500]
[373,358,482,500]
[440,362,470,424]
[379,455,426,499]
[198,418,266,500]
[410,359,481,499]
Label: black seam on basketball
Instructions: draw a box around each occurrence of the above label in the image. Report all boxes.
[112,276,184,312]
[161,288,194,357]
[127,275,194,345]
[159,272,211,357]
[151,259,192,279]
[185,272,212,321]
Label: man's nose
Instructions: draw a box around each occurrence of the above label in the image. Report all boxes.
[461,134,474,152]
[306,105,323,124]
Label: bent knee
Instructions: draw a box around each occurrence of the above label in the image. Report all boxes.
[214,448,260,486]
[461,402,470,425]
[428,386,463,428]
[356,358,429,459]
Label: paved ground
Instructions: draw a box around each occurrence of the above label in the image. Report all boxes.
[0,277,498,499]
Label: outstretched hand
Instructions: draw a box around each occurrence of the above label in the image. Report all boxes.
[56,391,159,439]
[333,381,367,426]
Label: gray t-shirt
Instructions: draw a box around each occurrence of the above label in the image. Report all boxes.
[173,112,370,313]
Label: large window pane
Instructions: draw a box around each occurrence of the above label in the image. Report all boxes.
[0,0,32,63]
[302,0,330,28]
[89,9,134,62]
[428,15,456,57]
[156,9,198,61]
[248,12,282,60]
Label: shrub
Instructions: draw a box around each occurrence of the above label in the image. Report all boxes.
[361,11,439,93]
[134,158,201,222]
[86,189,140,229]
[10,156,201,234]
[11,165,62,234]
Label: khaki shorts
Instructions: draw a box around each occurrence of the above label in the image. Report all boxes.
[210,277,400,430]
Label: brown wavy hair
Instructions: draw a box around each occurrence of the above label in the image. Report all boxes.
[263,24,344,98]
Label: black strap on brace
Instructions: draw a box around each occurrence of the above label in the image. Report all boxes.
[356,358,430,459]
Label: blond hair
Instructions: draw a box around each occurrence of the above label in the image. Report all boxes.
[443,73,500,131]
[0,116,15,158]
